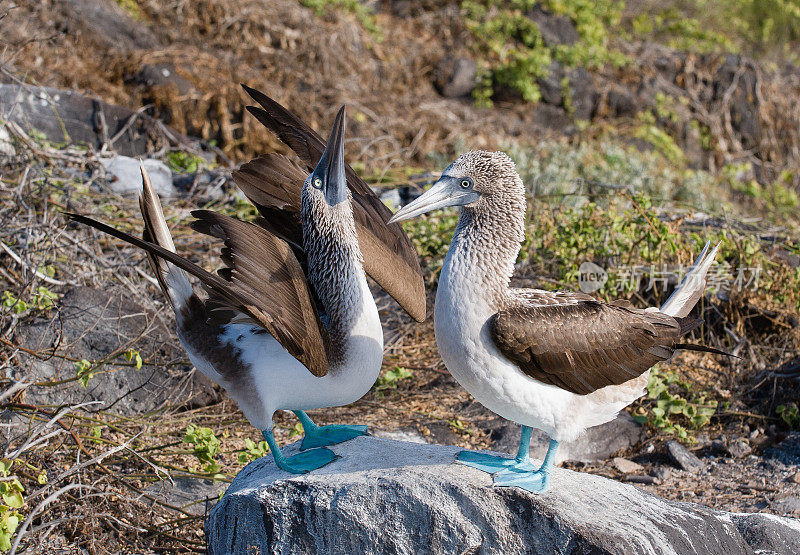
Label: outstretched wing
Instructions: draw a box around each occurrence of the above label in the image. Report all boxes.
[237,85,426,322]
[490,292,683,395]
[68,212,331,377]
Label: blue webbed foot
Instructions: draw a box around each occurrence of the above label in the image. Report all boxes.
[262,428,337,474]
[300,424,368,449]
[274,447,338,474]
[493,466,551,494]
[457,427,559,494]
[456,450,522,474]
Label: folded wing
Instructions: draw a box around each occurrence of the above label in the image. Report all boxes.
[490,293,685,395]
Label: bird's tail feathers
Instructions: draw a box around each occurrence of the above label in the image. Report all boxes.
[675,343,738,358]
[675,315,703,335]
[660,241,720,318]
[138,164,193,312]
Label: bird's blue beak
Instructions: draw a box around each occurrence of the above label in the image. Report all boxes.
[311,105,347,206]
[388,175,480,223]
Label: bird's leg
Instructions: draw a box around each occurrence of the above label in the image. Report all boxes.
[456,425,535,474]
[293,410,368,450]
[493,438,559,494]
[262,429,337,474]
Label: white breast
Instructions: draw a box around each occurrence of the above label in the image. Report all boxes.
[183,276,383,432]
[435,252,643,442]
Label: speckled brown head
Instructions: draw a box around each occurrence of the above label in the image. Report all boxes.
[300,106,364,348]
[389,150,526,234]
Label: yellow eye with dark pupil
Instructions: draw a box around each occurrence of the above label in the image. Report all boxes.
[461,179,471,188]
[313,177,322,188]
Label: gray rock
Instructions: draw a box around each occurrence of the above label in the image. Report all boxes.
[566,67,597,120]
[145,477,227,516]
[666,440,705,472]
[0,84,200,157]
[727,440,753,458]
[378,188,402,211]
[206,436,800,554]
[60,0,160,53]
[432,56,477,98]
[773,496,800,515]
[528,5,580,46]
[132,63,195,96]
[101,156,176,196]
[372,429,427,444]
[11,287,217,418]
[652,466,672,482]
[613,457,644,474]
[492,413,645,464]
[731,512,800,553]
[766,432,800,466]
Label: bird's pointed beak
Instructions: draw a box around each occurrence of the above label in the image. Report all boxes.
[388,176,480,223]
[313,105,347,206]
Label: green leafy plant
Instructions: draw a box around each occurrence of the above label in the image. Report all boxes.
[183,425,222,474]
[374,366,413,396]
[1,287,58,314]
[635,111,685,163]
[123,349,143,370]
[632,368,718,442]
[0,460,23,552]
[165,151,208,174]
[75,359,94,388]
[402,211,459,283]
[287,422,305,439]
[463,0,627,106]
[237,438,270,464]
[777,403,800,429]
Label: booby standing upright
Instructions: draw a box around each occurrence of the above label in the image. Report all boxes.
[389,150,722,493]
[70,102,424,474]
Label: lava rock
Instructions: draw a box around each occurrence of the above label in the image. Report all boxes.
[101,156,176,196]
[607,87,638,117]
[432,56,478,98]
[773,497,800,515]
[651,466,672,482]
[528,5,580,46]
[726,440,753,458]
[0,85,200,157]
[206,436,800,554]
[60,0,160,53]
[666,440,705,472]
[765,432,800,466]
[731,513,800,553]
[613,457,644,474]
[492,413,646,464]
[11,287,217,417]
[132,63,196,96]
[145,477,227,516]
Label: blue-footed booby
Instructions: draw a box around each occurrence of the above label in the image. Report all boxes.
[69,95,424,474]
[389,150,723,493]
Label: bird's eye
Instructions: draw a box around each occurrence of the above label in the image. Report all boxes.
[313,177,323,189]
[460,179,472,189]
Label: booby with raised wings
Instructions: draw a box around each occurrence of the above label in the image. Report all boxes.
[70,98,424,474]
[389,150,723,493]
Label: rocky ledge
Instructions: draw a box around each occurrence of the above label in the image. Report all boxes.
[205,436,800,554]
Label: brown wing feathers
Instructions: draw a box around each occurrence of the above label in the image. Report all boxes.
[67,212,330,377]
[239,85,427,323]
[490,300,687,395]
[189,210,330,376]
